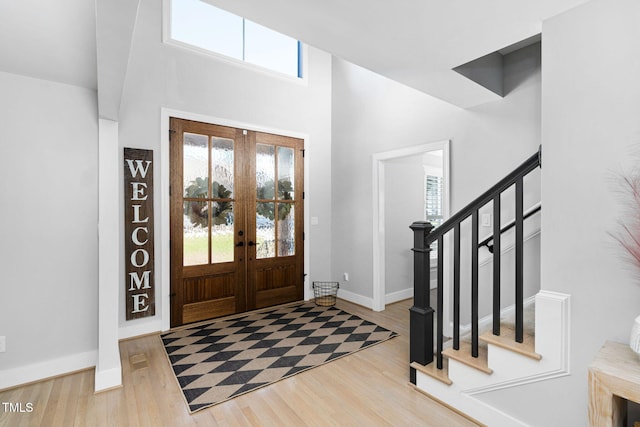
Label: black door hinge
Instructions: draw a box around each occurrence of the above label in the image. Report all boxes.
[301,149,305,158]
[302,191,305,199]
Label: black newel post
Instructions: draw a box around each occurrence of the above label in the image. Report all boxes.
[409,221,434,385]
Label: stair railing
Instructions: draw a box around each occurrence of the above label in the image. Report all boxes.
[478,202,541,254]
[409,146,541,382]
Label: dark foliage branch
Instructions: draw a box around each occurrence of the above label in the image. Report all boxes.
[184,179,233,227]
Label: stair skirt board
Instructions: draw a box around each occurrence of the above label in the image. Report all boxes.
[413,290,570,427]
[411,384,488,427]
[414,375,530,427]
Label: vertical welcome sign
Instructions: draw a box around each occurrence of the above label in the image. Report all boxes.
[124,148,155,320]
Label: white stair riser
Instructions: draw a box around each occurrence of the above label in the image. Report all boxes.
[447,359,492,388]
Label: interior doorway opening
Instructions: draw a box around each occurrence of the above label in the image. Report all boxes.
[372,140,450,313]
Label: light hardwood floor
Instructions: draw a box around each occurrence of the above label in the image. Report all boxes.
[0,299,480,427]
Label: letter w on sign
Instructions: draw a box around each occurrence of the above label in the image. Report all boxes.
[126,159,152,179]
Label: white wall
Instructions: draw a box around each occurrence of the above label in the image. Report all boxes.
[331,43,542,307]
[117,0,332,334]
[0,71,98,386]
[384,155,426,296]
[476,1,640,425]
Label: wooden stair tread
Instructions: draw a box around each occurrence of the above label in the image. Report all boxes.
[410,359,452,385]
[479,326,542,361]
[442,342,493,374]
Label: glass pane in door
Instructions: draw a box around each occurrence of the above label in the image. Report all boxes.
[183,200,209,266]
[256,202,275,259]
[211,137,235,197]
[212,202,234,263]
[277,204,295,256]
[256,144,275,199]
[183,133,209,197]
[277,147,295,200]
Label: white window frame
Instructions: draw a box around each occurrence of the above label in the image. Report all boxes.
[424,167,444,260]
[162,0,308,85]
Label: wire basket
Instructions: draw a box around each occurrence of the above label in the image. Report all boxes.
[312,281,339,306]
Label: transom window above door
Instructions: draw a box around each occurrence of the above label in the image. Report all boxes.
[166,0,303,79]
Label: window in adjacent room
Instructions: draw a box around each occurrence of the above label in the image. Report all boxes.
[168,0,303,79]
[424,152,444,259]
[425,174,444,228]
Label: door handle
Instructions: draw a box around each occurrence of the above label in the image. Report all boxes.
[248,241,257,246]
[235,241,244,247]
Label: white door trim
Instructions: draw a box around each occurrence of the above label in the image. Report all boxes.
[160,108,310,331]
[371,140,450,312]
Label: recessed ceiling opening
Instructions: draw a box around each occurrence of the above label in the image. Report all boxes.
[453,34,541,98]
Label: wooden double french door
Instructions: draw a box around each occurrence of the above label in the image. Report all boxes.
[170,118,304,327]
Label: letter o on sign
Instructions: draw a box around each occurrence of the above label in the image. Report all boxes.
[130,248,150,268]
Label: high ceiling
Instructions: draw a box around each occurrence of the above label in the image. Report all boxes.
[0,0,97,90]
[205,0,590,107]
[0,0,590,111]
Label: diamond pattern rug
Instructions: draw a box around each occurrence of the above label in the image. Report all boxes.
[161,302,398,413]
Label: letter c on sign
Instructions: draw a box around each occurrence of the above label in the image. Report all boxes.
[132,227,149,245]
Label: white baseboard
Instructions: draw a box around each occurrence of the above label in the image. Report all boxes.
[339,287,414,309]
[95,365,123,392]
[338,288,373,309]
[119,318,164,340]
[385,288,413,304]
[0,350,97,391]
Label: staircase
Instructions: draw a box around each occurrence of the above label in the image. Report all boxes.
[408,147,571,426]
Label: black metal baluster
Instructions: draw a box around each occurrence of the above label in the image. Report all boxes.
[493,194,501,336]
[515,177,524,343]
[453,223,460,350]
[437,235,444,369]
[472,211,479,358]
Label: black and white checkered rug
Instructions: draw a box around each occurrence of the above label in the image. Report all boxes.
[161,302,398,413]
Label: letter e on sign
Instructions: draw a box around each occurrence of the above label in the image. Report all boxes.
[124,148,155,320]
